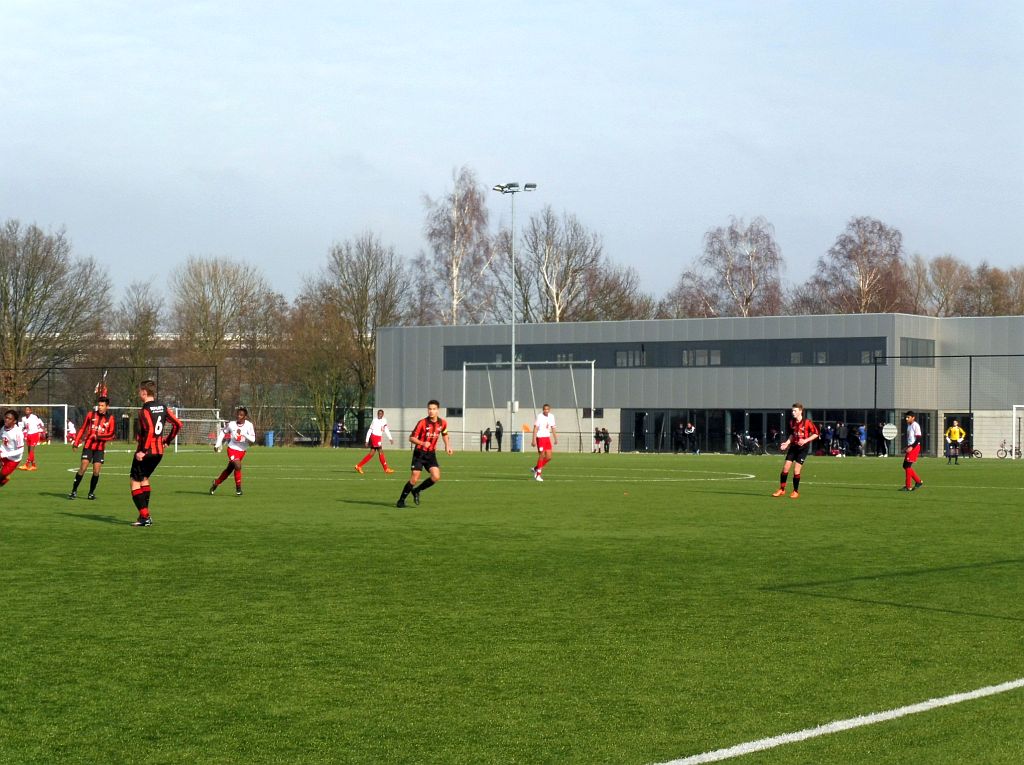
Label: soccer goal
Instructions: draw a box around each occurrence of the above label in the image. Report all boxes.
[107,406,223,452]
[460,360,596,452]
[0,403,70,443]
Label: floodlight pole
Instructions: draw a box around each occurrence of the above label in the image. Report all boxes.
[492,182,536,433]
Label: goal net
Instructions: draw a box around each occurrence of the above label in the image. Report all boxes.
[0,403,70,443]
[460,360,596,452]
[107,407,223,452]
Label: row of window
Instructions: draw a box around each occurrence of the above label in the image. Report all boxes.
[445,337,893,371]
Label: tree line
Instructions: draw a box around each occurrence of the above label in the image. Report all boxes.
[2,166,1021,427]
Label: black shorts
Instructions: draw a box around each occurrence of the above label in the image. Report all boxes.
[80,448,105,464]
[130,454,163,481]
[785,444,811,464]
[410,449,440,472]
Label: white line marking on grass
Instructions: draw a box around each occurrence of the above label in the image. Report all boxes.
[655,677,1024,765]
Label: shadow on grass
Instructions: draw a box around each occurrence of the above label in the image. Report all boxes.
[57,511,127,525]
[338,498,411,509]
[763,558,1024,623]
[40,491,75,499]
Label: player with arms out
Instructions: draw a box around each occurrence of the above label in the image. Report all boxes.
[396,399,452,508]
[531,403,558,481]
[69,395,117,499]
[901,410,925,491]
[210,407,256,496]
[129,380,182,527]
[772,402,819,499]
[355,409,395,474]
[1,410,25,489]
[18,406,45,471]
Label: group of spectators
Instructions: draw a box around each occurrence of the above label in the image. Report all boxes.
[819,422,890,457]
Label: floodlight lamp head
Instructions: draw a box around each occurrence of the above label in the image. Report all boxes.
[524,183,537,191]
[506,182,520,191]
[492,184,505,192]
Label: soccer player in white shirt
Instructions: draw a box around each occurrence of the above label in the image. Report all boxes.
[900,410,924,492]
[18,406,45,471]
[209,407,257,496]
[355,409,395,474]
[1,410,26,488]
[531,403,558,481]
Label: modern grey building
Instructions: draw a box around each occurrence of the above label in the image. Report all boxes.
[376,314,1024,456]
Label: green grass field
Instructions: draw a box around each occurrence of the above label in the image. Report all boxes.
[1,445,1021,764]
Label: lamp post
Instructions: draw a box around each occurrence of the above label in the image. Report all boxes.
[492,182,536,433]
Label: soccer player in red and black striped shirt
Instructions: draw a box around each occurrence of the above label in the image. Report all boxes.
[69,395,117,500]
[129,379,182,527]
[772,402,819,499]
[396,399,453,508]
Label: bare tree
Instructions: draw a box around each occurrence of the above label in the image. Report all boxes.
[414,166,494,325]
[500,206,603,323]
[661,217,783,318]
[325,232,410,435]
[962,262,1014,316]
[578,261,659,321]
[659,269,718,318]
[926,255,972,316]
[170,256,283,408]
[283,284,353,445]
[0,220,110,399]
[804,216,910,314]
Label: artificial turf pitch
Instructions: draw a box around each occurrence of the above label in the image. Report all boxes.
[0,446,1021,764]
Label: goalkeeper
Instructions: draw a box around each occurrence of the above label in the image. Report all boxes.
[209,407,257,496]
[944,419,966,465]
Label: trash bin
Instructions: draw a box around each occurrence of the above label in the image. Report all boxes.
[265,430,275,448]
[511,432,522,452]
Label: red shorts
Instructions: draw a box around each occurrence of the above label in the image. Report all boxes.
[905,444,921,463]
[1,457,20,479]
[368,435,383,449]
[227,447,248,462]
[536,436,553,451]
[26,433,42,447]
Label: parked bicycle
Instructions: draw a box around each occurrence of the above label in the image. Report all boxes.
[996,439,1021,459]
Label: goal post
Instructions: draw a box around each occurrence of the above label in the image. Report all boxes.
[460,360,596,452]
[1013,405,1024,460]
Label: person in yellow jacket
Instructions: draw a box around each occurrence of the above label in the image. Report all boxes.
[945,420,966,465]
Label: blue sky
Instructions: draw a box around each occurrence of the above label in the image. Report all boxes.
[2,1,1022,300]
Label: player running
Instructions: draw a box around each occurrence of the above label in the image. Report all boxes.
[901,410,924,491]
[396,400,452,508]
[129,380,182,527]
[18,406,45,471]
[772,403,819,499]
[210,407,256,496]
[355,409,395,474]
[1,410,25,488]
[531,403,558,481]
[69,396,117,499]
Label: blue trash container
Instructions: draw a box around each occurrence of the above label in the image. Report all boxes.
[511,432,522,452]
[265,430,275,448]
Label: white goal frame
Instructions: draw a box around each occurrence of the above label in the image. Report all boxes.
[460,360,596,452]
[1012,405,1024,460]
[0,402,70,443]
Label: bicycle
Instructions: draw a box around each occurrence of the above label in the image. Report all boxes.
[996,439,1022,459]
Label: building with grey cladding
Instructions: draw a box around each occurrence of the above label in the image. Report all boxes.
[376,314,1024,456]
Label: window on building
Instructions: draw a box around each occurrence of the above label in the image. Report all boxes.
[616,349,645,367]
[900,338,935,367]
[710,349,722,366]
[695,349,708,366]
[681,350,693,366]
[815,351,828,365]
[446,407,463,418]
[583,408,604,418]
[556,352,575,362]
[790,351,803,365]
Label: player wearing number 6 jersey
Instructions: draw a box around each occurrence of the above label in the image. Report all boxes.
[396,400,452,508]
[210,407,257,496]
[129,380,182,527]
